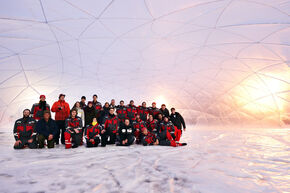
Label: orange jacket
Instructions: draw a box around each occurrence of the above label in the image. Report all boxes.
[51,100,70,121]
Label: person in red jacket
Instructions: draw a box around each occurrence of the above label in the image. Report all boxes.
[126,100,137,123]
[84,118,104,147]
[31,95,50,121]
[132,114,146,144]
[101,108,119,146]
[13,109,37,149]
[137,102,149,122]
[64,109,83,149]
[146,114,159,134]
[148,102,162,119]
[51,94,70,145]
[159,117,179,140]
[142,127,186,147]
[116,100,127,123]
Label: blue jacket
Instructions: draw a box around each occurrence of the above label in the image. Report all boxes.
[36,118,58,137]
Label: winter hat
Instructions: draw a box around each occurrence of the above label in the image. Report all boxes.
[39,95,46,99]
[59,94,65,99]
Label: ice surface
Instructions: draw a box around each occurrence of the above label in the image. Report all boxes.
[0,126,289,193]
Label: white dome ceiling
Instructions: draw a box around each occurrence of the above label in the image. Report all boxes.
[0,0,289,126]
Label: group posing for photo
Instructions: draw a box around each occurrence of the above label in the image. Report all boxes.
[13,94,187,149]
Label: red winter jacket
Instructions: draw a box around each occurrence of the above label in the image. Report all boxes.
[65,116,83,132]
[137,106,149,121]
[104,114,119,133]
[142,131,157,145]
[159,121,175,135]
[126,105,137,121]
[51,100,70,121]
[148,107,162,119]
[31,102,50,120]
[13,117,36,141]
[146,119,159,133]
[116,105,127,122]
[85,124,102,140]
[133,119,146,132]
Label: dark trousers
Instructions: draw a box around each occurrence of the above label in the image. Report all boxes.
[55,120,65,144]
[14,137,37,149]
[38,134,54,148]
[101,131,116,146]
[158,130,176,147]
[86,137,100,147]
[117,135,135,146]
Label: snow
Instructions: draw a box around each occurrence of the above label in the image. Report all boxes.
[0,126,289,193]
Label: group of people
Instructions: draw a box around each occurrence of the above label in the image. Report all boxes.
[13,94,187,149]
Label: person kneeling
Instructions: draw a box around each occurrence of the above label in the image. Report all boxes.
[13,109,37,149]
[101,108,119,146]
[85,118,102,147]
[117,119,135,146]
[64,109,83,149]
[36,110,57,148]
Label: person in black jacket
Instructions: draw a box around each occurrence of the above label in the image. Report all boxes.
[170,108,186,131]
[35,110,58,148]
[13,109,37,149]
[117,119,135,146]
[84,101,97,127]
[160,104,170,118]
[100,102,110,125]
[80,96,87,109]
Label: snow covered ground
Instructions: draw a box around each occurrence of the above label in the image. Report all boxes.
[0,126,289,193]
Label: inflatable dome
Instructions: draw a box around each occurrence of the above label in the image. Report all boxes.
[0,0,289,127]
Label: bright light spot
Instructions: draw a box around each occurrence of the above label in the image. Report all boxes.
[234,73,289,115]
[154,95,168,107]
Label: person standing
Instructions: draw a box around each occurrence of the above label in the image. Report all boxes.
[84,101,97,127]
[137,102,149,122]
[126,100,137,123]
[13,109,37,149]
[80,96,87,109]
[148,102,162,119]
[73,101,85,127]
[31,95,50,121]
[100,102,110,125]
[160,104,170,118]
[35,110,57,148]
[51,94,70,145]
[169,108,186,141]
[116,100,127,124]
[109,99,116,110]
[92,94,102,122]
